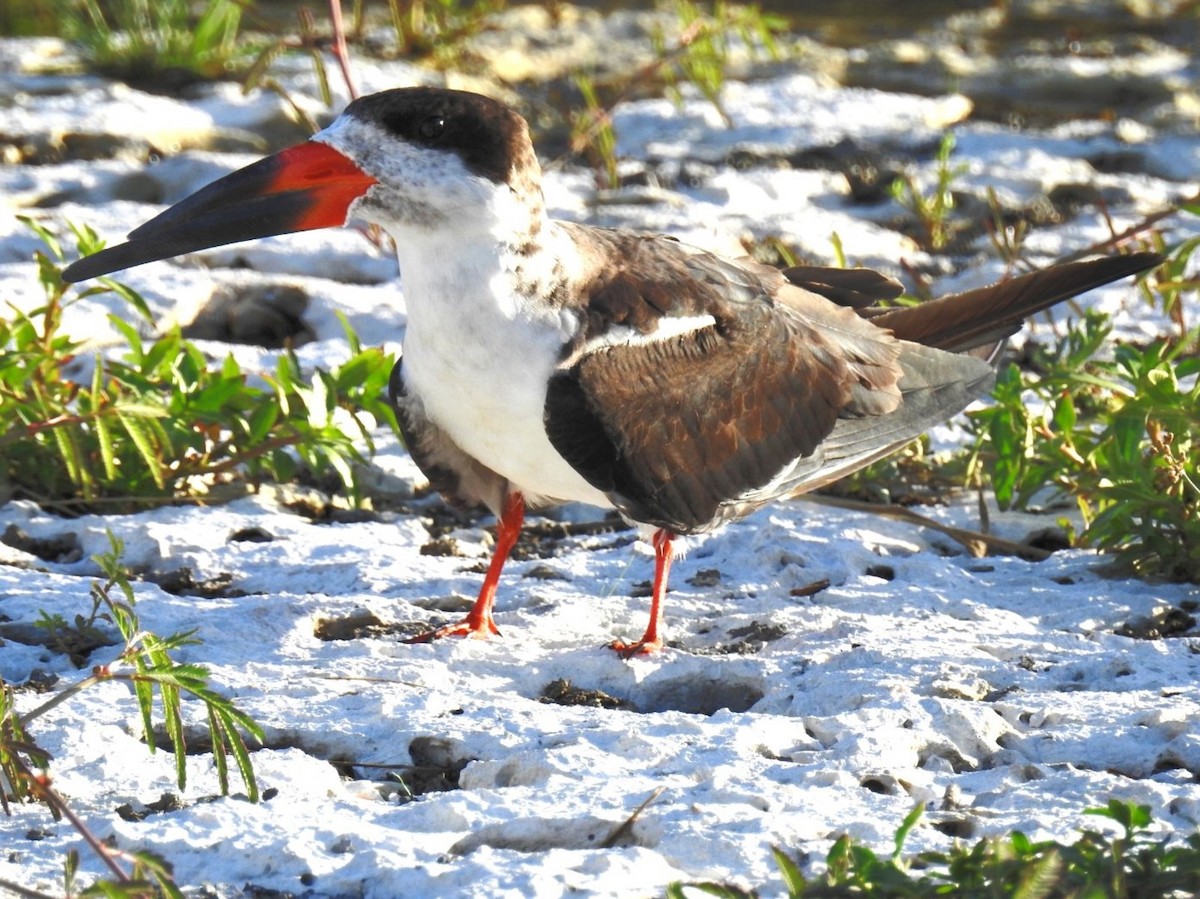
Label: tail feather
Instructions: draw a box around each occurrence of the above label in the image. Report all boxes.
[867,252,1162,353]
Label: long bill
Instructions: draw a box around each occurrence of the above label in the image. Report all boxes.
[61,141,376,283]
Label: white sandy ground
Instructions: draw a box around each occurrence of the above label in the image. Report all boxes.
[2,39,1200,899]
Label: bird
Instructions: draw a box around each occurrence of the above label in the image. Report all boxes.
[62,86,1161,655]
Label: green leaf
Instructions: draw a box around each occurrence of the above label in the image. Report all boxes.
[1110,410,1146,465]
[133,673,156,751]
[86,357,120,482]
[825,833,853,883]
[1012,847,1062,899]
[1052,392,1076,433]
[115,409,166,490]
[1086,800,1152,836]
[325,447,356,493]
[893,803,924,861]
[770,846,807,896]
[210,704,260,801]
[244,400,278,444]
[141,330,182,376]
[112,401,170,419]
[108,314,146,367]
[337,309,363,355]
[1010,830,1035,856]
[100,277,155,322]
[66,219,104,256]
[20,214,64,260]
[94,412,118,481]
[209,705,232,796]
[162,678,188,790]
[187,376,249,415]
[49,423,89,496]
[192,0,241,58]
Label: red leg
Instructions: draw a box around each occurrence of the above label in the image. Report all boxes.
[408,491,525,643]
[612,529,673,657]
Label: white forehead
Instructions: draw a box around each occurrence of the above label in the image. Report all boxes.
[314,114,475,185]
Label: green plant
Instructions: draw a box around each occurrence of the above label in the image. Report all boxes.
[0,3,60,35]
[0,679,49,815]
[967,308,1199,581]
[1136,230,1199,345]
[54,0,245,84]
[243,1,364,130]
[653,0,786,126]
[572,74,621,190]
[890,132,968,253]
[0,532,263,897]
[984,185,1030,270]
[17,533,263,797]
[668,801,1200,897]
[2,218,397,512]
[570,0,788,188]
[387,0,508,61]
[811,219,1193,583]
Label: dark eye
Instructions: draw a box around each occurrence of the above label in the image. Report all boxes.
[419,116,445,140]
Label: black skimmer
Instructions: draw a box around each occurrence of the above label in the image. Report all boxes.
[63,87,1161,655]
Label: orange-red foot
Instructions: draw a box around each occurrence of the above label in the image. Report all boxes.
[404,491,524,646]
[609,635,664,658]
[405,614,500,644]
[610,528,673,659]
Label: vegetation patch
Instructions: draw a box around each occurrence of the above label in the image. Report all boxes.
[0,534,262,896]
[670,801,1200,898]
[2,218,397,515]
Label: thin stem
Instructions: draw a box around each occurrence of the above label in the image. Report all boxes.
[17,673,107,727]
[801,493,1054,561]
[327,0,357,99]
[0,877,59,899]
[1057,188,1199,263]
[28,774,130,884]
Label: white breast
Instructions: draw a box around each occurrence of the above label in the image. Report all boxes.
[398,240,612,510]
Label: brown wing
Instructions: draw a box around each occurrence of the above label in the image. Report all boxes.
[544,240,909,534]
[389,355,508,517]
[546,304,996,534]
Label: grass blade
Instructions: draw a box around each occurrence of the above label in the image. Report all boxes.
[115,409,165,490]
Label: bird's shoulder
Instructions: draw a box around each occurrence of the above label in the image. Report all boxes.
[554,222,908,345]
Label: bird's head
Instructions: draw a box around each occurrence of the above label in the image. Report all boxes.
[63,87,544,283]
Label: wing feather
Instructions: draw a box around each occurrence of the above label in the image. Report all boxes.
[545,240,913,533]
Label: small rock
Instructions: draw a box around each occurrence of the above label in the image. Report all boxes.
[420,536,463,557]
[1117,607,1197,640]
[523,563,568,580]
[1,525,82,563]
[541,678,634,710]
[183,283,313,349]
[932,676,991,701]
[686,569,722,587]
[229,526,274,543]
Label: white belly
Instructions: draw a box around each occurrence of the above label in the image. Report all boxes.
[401,284,612,510]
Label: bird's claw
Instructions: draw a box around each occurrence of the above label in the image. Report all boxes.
[405,617,501,644]
[609,637,663,658]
